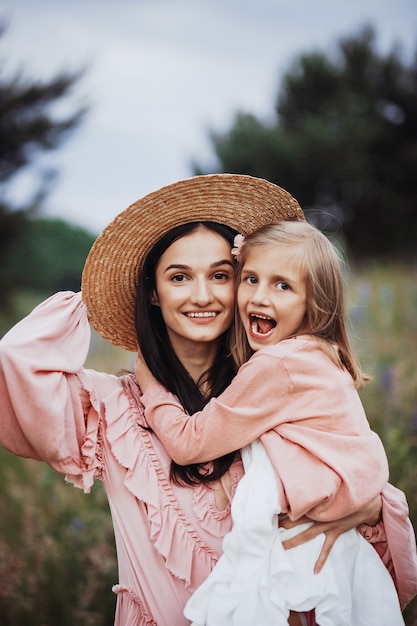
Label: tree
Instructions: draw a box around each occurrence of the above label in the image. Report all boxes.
[197,26,417,259]
[3,217,95,295]
[0,20,87,306]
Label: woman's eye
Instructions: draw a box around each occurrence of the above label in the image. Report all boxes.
[171,274,187,283]
[213,272,229,281]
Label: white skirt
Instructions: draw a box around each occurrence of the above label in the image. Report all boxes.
[184,440,404,626]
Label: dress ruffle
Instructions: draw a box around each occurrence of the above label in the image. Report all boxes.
[64,371,105,493]
[192,459,242,538]
[112,585,157,625]
[103,374,220,590]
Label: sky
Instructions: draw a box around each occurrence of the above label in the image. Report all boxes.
[2,0,417,235]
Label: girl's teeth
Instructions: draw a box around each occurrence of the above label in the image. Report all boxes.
[250,315,276,335]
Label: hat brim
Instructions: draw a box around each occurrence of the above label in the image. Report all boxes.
[81,173,304,351]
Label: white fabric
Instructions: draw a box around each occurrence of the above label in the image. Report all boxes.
[184,440,404,626]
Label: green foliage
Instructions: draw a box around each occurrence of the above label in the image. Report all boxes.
[202,25,417,260]
[0,202,28,305]
[3,217,95,297]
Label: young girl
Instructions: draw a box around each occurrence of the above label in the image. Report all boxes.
[136,221,408,625]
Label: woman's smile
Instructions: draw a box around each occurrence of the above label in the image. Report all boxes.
[184,311,218,319]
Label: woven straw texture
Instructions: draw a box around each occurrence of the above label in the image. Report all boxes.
[82,174,304,351]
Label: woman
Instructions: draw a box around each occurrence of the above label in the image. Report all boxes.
[0,174,414,625]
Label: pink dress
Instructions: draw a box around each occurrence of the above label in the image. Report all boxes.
[0,292,416,624]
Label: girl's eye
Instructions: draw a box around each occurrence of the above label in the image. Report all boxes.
[244,275,257,285]
[276,281,290,291]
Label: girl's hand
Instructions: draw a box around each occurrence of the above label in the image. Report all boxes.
[135,349,157,393]
[281,495,382,574]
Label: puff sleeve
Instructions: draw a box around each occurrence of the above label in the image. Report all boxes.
[0,292,94,477]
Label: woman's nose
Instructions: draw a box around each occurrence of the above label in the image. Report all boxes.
[190,279,213,305]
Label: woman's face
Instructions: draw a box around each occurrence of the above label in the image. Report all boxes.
[152,227,235,355]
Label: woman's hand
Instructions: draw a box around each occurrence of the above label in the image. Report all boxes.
[135,349,157,393]
[281,495,382,574]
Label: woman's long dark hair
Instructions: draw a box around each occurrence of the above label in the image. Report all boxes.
[135,222,239,485]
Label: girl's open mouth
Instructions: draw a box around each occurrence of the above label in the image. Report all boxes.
[249,314,276,338]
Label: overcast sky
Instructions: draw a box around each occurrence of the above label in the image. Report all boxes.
[2,0,416,234]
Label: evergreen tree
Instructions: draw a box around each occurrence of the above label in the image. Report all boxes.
[3,217,95,295]
[0,21,87,305]
[199,26,417,259]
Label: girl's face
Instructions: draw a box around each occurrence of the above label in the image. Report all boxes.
[237,243,307,351]
[152,227,235,355]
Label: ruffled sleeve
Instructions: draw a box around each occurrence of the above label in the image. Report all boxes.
[0,291,99,484]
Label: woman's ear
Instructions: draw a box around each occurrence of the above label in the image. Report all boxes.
[150,290,159,306]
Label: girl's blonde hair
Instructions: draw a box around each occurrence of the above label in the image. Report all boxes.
[231,221,369,389]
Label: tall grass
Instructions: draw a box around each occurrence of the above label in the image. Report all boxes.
[348,264,417,520]
[348,263,417,625]
[0,453,117,625]
[0,267,416,624]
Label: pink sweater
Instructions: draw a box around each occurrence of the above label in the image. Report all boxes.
[141,337,417,607]
[142,337,388,521]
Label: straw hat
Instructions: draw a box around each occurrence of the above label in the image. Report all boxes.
[82,173,304,351]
